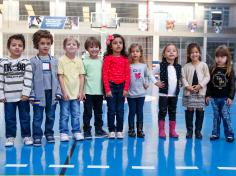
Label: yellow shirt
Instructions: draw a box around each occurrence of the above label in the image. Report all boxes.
[58,55,85,99]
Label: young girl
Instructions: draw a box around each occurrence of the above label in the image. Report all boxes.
[206,45,235,142]
[182,43,210,139]
[153,43,182,139]
[127,43,153,138]
[102,34,130,139]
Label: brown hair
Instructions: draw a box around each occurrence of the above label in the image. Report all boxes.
[7,34,25,49]
[128,43,144,64]
[84,37,101,50]
[161,43,178,64]
[212,45,232,76]
[186,43,201,63]
[32,30,53,49]
[63,37,80,49]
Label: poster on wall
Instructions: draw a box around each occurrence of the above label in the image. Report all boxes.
[28,16,79,30]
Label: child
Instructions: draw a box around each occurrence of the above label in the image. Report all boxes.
[127,43,153,138]
[152,43,182,139]
[83,37,107,139]
[206,45,235,142]
[30,30,61,146]
[0,34,33,146]
[182,43,210,139]
[102,34,130,139]
[58,37,84,142]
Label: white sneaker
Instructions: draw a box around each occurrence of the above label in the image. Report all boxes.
[73,132,84,141]
[108,132,116,139]
[60,133,70,142]
[5,137,15,147]
[23,137,33,145]
[116,132,124,139]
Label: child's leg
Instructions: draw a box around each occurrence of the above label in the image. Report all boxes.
[4,102,17,138]
[106,94,117,132]
[136,97,145,137]
[59,100,70,134]
[158,96,168,138]
[32,105,44,140]
[83,95,93,133]
[18,100,31,138]
[70,100,81,133]
[195,108,204,139]
[115,85,125,133]
[185,108,194,138]
[127,97,136,131]
[168,97,178,138]
[93,95,104,131]
[210,98,221,137]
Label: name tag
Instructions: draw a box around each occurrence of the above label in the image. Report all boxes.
[42,62,51,71]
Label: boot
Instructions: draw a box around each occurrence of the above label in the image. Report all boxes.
[169,120,179,138]
[195,110,204,139]
[158,120,166,138]
[185,110,194,139]
[137,122,145,138]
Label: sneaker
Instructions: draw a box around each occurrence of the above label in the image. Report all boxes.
[73,132,84,141]
[33,138,42,146]
[84,131,92,140]
[108,132,116,139]
[60,133,69,142]
[46,135,55,143]
[95,129,108,138]
[116,132,124,139]
[210,135,219,141]
[5,137,15,147]
[226,136,234,143]
[137,130,145,138]
[128,129,136,137]
[23,137,33,145]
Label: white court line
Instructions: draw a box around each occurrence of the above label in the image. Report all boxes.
[49,164,74,168]
[5,164,28,168]
[87,165,110,169]
[176,166,199,170]
[218,167,236,170]
[132,166,155,170]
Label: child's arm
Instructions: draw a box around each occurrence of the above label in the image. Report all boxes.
[58,74,69,100]
[198,63,210,90]
[21,61,33,101]
[227,69,235,106]
[78,74,85,101]
[152,64,165,88]
[102,56,111,96]
[123,59,130,97]
[0,62,5,102]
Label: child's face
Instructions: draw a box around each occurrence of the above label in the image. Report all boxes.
[164,45,177,61]
[215,56,227,67]
[64,39,79,56]
[130,46,141,62]
[190,47,200,62]
[9,39,24,59]
[111,37,123,55]
[38,38,52,56]
[87,45,100,59]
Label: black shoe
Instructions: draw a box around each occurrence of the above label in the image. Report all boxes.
[33,138,42,146]
[210,135,219,141]
[95,129,108,138]
[84,131,92,139]
[195,130,202,139]
[46,135,55,143]
[137,130,145,138]
[186,131,193,139]
[226,136,234,143]
[128,129,136,137]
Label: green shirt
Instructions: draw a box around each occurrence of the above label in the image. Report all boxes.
[83,56,103,95]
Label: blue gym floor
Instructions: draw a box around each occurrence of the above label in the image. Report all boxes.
[0,89,236,176]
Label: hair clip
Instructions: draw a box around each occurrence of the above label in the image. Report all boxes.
[106,35,114,45]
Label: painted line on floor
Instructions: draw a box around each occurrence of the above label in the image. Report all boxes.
[49,164,74,168]
[5,164,28,168]
[176,166,199,170]
[87,165,110,169]
[218,167,236,170]
[132,166,155,170]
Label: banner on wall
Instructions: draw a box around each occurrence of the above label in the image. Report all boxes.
[28,16,79,30]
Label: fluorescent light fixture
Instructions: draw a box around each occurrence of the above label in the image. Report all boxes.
[25,4,35,16]
[83,6,89,13]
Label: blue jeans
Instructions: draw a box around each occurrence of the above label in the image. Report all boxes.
[211,97,234,138]
[106,82,125,132]
[59,99,81,134]
[127,97,145,129]
[5,100,31,138]
[32,90,57,139]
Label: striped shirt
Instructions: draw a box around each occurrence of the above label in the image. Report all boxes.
[0,56,32,102]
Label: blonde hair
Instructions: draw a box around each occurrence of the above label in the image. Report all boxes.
[128,43,144,64]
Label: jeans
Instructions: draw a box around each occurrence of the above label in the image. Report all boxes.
[83,94,103,132]
[158,96,178,121]
[32,90,57,139]
[106,82,125,132]
[5,100,31,138]
[59,99,81,134]
[211,97,234,137]
[127,97,145,129]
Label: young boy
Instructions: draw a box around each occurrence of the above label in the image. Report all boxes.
[30,30,61,146]
[83,37,107,139]
[0,34,33,147]
[58,37,84,141]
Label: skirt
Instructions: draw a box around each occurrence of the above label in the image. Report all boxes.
[182,93,205,108]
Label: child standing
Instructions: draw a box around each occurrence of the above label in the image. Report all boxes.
[153,43,182,139]
[83,37,107,139]
[58,37,84,142]
[102,34,130,139]
[0,34,33,147]
[206,45,235,142]
[182,43,210,139]
[30,30,61,146]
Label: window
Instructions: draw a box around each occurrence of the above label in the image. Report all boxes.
[204,6,229,26]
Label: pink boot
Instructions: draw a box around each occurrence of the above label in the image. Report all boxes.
[158,120,166,138]
[169,120,179,138]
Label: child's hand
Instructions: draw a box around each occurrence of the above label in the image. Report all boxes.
[123,90,128,97]
[0,98,6,103]
[193,84,202,93]
[226,98,233,106]
[78,92,85,101]
[63,93,70,101]
[106,91,112,97]
[155,81,165,88]
[205,96,210,106]
[21,95,29,101]
[186,86,194,92]
[143,83,149,89]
